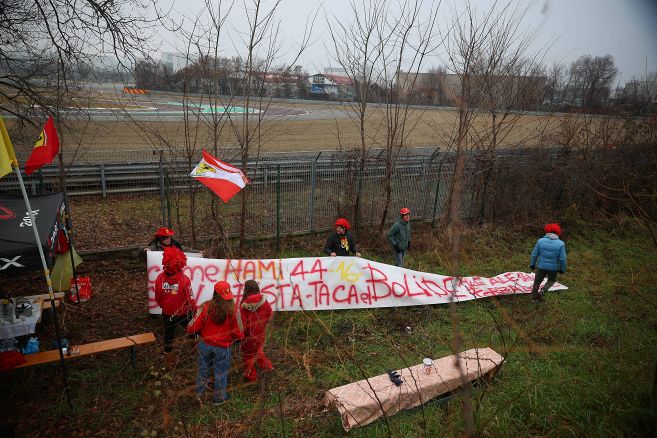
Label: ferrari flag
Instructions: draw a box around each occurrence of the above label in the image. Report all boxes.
[0,114,17,178]
[25,116,59,175]
[190,150,249,202]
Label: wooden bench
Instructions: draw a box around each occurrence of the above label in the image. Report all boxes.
[14,332,156,369]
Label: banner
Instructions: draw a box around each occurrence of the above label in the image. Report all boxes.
[147,254,567,314]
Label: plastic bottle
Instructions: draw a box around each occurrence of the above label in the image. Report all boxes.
[0,299,8,324]
[5,293,16,324]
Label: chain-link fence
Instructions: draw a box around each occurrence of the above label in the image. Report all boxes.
[2,146,583,252]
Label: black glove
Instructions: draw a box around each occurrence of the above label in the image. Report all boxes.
[393,245,402,253]
[558,270,564,274]
[386,370,403,386]
[529,265,535,271]
[407,241,411,250]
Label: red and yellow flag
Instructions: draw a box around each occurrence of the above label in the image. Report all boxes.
[0,114,17,178]
[190,150,249,202]
[25,116,59,175]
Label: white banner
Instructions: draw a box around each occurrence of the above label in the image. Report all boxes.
[146,253,567,313]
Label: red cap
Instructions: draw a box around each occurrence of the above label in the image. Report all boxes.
[213,281,233,300]
[400,207,410,215]
[544,223,562,236]
[334,218,351,230]
[154,227,175,238]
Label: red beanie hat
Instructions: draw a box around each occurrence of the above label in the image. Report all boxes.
[544,223,562,236]
[162,246,187,274]
[334,218,350,230]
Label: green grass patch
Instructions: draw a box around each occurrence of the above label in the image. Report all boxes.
[2,218,656,436]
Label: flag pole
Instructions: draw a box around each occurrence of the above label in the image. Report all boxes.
[13,163,74,410]
[53,113,82,307]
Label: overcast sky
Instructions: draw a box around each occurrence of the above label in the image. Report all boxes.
[160,0,657,84]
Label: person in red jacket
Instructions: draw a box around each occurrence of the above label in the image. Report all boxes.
[240,280,274,382]
[187,281,243,403]
[154,247,195,367]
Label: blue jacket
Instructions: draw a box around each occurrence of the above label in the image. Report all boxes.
[530,233,567,272]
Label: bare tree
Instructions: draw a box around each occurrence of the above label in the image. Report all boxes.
[543,62,569,110]
[327,0,387,230]
[127,0,313,252]
[568,54,619,111]
[413,66,450,105]
[439,1,550,435]
[468,11,549,221]
[328,0,440,232]
[375,0,440,232]
[0,0,166,122]
[617,70,657,116]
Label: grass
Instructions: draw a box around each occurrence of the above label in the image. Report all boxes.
[1,218,656,437]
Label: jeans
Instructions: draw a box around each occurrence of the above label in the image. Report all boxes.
[393,249,407,267]
[531,269,557,299]
[196,340,231,402]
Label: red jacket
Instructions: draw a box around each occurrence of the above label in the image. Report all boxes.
[154,271,194,316]
[240,293,273,354]
[186,301,243,347]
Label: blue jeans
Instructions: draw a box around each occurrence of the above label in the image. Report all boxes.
[196,340,231,402]
[393,249,407,267]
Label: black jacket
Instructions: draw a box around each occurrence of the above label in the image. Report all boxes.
[146,238,183,252]
[324,231,357,256]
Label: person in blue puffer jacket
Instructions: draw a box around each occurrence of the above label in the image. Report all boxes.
[529,223,567,302]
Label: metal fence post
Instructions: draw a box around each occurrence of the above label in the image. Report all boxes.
[431,164,443,226]
[158,151,166,226]
[165,169,172,228]
[37,170,44,194]
[309,160,317,231]
[100,164,106,198]
[276,165,281,254]
[421,163,430,220]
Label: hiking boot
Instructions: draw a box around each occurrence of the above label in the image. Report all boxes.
[531,293,544,303]
[212,393,231,405]
[244,368,258,382]
[165,351,176,369]
[257,356,273,371]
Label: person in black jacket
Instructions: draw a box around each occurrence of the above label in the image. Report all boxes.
[324,218,361,257]
[144,227,183,252]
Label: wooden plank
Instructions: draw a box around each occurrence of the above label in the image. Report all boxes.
[23,293,65,301]
[324,347,504,431]
[15,332,156,368]
[41,300,61,310]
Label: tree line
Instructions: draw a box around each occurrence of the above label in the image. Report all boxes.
[130,54,656,116]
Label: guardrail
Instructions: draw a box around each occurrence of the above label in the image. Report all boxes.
[0,150,453,197]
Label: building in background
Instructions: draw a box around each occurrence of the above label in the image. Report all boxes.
[161,52,199,73]
[396,70,546,109]
[309,73,355,100]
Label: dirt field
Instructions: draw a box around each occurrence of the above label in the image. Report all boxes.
[6,94,561,157]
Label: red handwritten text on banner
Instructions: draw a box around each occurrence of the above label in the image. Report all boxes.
[146,254,567,313]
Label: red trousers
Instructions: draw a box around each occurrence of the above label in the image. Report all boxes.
[242,348,273,381]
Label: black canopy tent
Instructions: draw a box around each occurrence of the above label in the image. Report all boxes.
[0,192,65,274]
